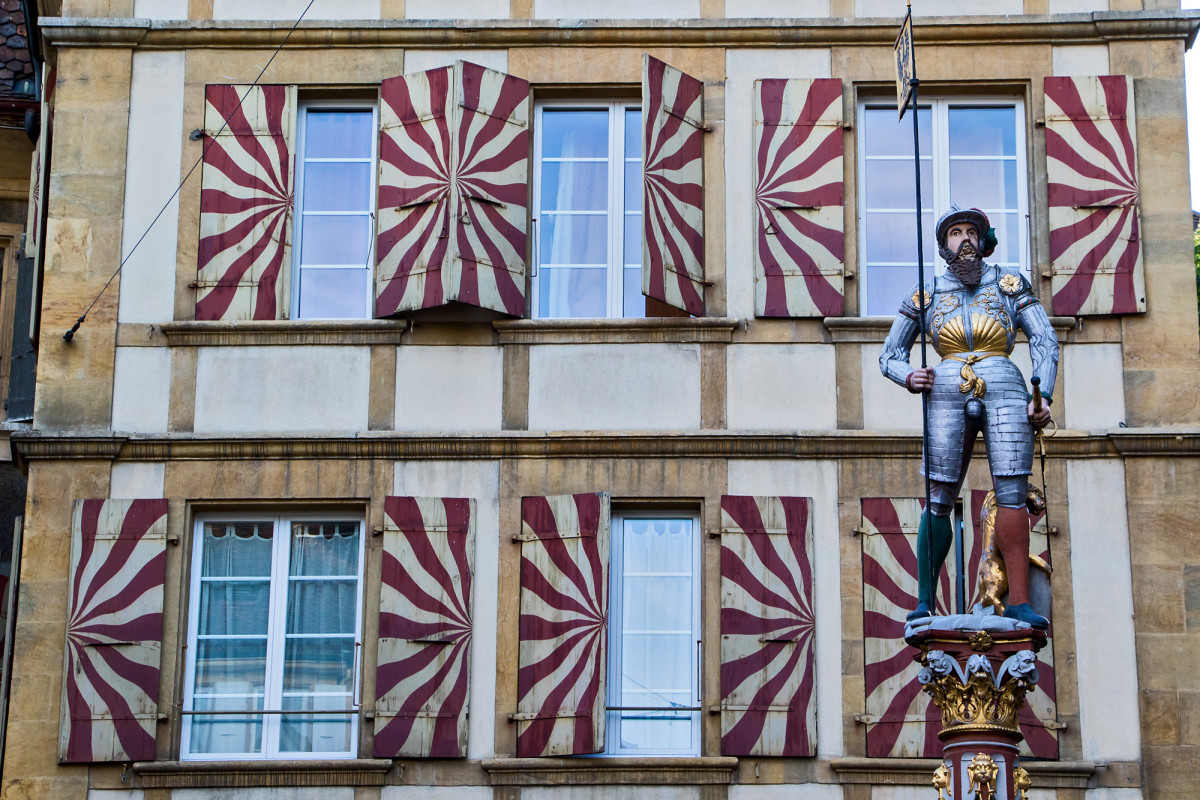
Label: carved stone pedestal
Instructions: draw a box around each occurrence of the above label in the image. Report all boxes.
[909,627,1047,800]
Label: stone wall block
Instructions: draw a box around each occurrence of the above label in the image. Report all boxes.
[1140,689,1182,746]
[1184,564,1200,632]
[1131,563,1185,633]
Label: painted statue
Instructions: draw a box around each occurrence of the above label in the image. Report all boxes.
[879,205,1059,629]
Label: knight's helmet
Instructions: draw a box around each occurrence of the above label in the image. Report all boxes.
[935,205,998,258]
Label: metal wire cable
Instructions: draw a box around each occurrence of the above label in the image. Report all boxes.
[62,0,317,341]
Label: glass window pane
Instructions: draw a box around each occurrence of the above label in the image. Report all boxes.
[199,581,270,636]
[283,638,355,693]
[302,163,372,212]
[617,711,694,750]
[622,267,644,319]
[624,108,642,159]
[538,267,607,318]
[540,214,608,266]
[298,267,369,320]
[202,522,273,578]
[194,638,268,695]
[305,110,373,160]
[279,696,353,754]
[287,580,359,634]
[188,696,264,755]
[623,215,641,266]
[864,159,933,210]
[862,106,931,157]
[621,635,692,702]
[541,109,609,159]
[866,265,922,317]
[949,159,1018,210]
[983,212,1022,267]
[300,215,371,266]
[863,212,935,265]
[540,162,609,212]
[948,106,1016,156]
[290,522,361,576]
[623,518,692,574]
[624,162,642,213]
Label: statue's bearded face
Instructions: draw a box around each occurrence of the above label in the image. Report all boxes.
[941,222,984,285]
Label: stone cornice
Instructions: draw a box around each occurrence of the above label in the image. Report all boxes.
[11,429,1200,462]
[38,11,1200,51]
[829,757,1101,789]
[482,756,737,785]
[158,320,408,347]
[493,317,738,345]
[133,759,395,789]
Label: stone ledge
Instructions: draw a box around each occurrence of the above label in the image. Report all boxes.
[829,757,1099,789]
[159,320,408,347]
[482,756,738,785]
[493,317,738,345]
[132,759,396,788]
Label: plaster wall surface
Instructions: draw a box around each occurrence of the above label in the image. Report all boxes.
[395,346,503,431]
[109,461,165,497]
[210,0,381,19]
[1082,791,1145,800]
[730,787,842,800]
[193,346,370,433]
[405,50,509,74]
[1067,459,1141,761]
[522,789,700,800]
[1050,0,1111,12]
[406,0,510,18]
[534,0,700,18]
[175,790,355,800]
[726,0,831,17]
[527,343,702,430]
[394,459,501,760]
[87,791,145,800]
[727,459,842,757]
[1052,44,1111,75]
[861,347,924,431]
[111,346,171,433]
[723,48,833,321]
[132,0,187,18]
[1064,343,1125,429]
[726,344,837,430]
[381,788,494,800]
[856,0,1022,14]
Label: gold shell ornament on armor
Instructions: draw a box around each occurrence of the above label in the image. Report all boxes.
[999,274,1023,295]
[912,290,933,309]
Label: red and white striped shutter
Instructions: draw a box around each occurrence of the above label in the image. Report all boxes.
[967,490,1059,759]
[375,62,529,318]
[1044,75,1144,316]
[515,493,609,757]
[718,495,816,756]
[753,78,845,318]
[59,498,168,763]
[451,61,530,316]
[642,55,706,317]
[196,84,296,321]
[860,497,951,758]
[375,68,455,317]
[375,496,475,758]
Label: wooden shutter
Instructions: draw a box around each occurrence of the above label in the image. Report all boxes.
[514,493,609,757]
[59,498,168,763]
[25,69,49,267]
[860,497,947,758]
[196,84,296,321]
[718,495,815,756]
[1044,75,1144,315]
[967,490,1059,759]
[642,55,706,317]
[375,61,530,318]
[375,496,475,758]
[753,78,845,318]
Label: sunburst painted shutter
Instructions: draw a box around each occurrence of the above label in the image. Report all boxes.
[376,61,529,318]
[753,78,844,318]
[967,490,1059,759]
[514,493,609,757]
[1044,75,1144,315]
[718,495,815,756]
[860,497,948,758]
[60,498,168,763]
[642,55,706,317]
[196,84,296,321]
[375,496,474,758]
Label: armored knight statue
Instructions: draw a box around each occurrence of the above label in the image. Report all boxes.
[880,205,1059,629]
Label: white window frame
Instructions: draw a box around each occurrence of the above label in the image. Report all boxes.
[181,513,366,761]
[532,100,643,319]
[290,99,379,320]
[856,94,1030,317]
[604,509,702,757]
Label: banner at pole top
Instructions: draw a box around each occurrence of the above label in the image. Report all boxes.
[894,9,914,119]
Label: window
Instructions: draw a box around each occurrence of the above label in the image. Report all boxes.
[181,515,364,760]
[291,101,378,319]
[533,102,645,319]
[606,511,701,755]
[857,96,1029,316]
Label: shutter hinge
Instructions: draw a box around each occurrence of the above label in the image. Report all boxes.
[707,704,721,715]
[1044,719,1068,731]
[1035,118,1046,128]
[372,526,384,537]
[167,535,179,545]
[851,526,871,536]
[707,529,721,539]
[186,281,199,289]
[854,713,878,725]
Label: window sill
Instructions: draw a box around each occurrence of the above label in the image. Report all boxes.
[822,315,1078,344]
[159,319,408,347]
[829,757,1099,789]
[132,758,396,789]
[481,756,738,785]
[493,317,738,345]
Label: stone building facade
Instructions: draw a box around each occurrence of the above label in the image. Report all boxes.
[3,1,1199,800]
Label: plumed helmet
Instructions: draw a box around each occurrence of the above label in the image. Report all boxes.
[935,204,997,257]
